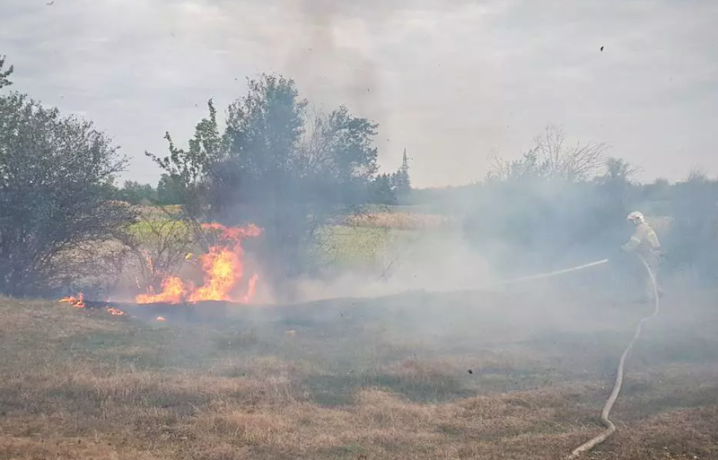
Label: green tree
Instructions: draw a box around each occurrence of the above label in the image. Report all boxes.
[0,55,12,89]
[118,180,157,205]
[148,73,381,294]
[371,173,397,204]
[156,173,184,205]
[0,90,134,295]
[147,99,223,218]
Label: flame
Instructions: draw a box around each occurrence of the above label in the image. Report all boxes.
[156,316,167,322]
[135,276,187,304]
[60,293,126,317]
[135,223,262,305]
[187,247,239,302]
[60,293,85,309]
[106,307,126,316]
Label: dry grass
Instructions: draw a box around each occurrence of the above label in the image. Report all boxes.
[1,288,717,460]
[339,210,668,233]
[341,211,457,231]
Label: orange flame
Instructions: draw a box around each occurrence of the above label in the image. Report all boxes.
[135,223,262,305]
[106,307,126,316]
[60,293,85,309]
[60,293,126,317]
[136,276,186,304]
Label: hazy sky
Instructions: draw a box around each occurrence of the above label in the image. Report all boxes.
[1,0,717,187]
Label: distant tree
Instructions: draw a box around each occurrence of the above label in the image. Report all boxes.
[596,157,640,185]
[643,178,671,202]
[118,180,157,205]
[0,91,135,295]
[594,157,640,208]
[488,125,609,183]
[156,173,184,205]
[393,148,411,199]
[533,125,609,181]
[665,169,718,281]
[0,55,12,89]
[467,126,614,272]
[371,173,397,204]
[585,157,642,252]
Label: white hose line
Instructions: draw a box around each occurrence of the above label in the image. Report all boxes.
[567,254,661,459]
[421,255,656,457]
[492,259,609,287]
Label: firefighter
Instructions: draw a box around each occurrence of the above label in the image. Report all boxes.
[621,211,663,302]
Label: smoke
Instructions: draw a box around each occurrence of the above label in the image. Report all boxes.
[290,230,498,303]
[280,0,391,158]
[6,0,716,391]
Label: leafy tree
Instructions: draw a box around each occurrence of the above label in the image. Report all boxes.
[596,157,640,186]
[0,55,12,89]
[148,74,381,295]
[147,99,223,218]
[0,91,135,295]
[371,173,397,204]
[117,180,157,205]
[156,173,184,205]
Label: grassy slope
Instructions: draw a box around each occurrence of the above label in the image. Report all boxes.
[1,287,717,460]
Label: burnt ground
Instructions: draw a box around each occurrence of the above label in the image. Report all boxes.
[1,282,717,460]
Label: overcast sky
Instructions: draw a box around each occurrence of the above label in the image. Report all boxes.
[1,0,717,187]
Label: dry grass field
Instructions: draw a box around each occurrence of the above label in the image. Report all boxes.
[1,282,717,460]
[340,212,457,231]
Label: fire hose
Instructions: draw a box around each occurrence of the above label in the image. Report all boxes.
[566,254,660,458]
[487,256,660,458]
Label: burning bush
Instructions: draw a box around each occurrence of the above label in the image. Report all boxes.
[146,74,382,300]
[134,222,262,304]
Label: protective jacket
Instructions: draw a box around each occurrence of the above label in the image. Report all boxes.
[621,221,662,301]
[621,222,661,256]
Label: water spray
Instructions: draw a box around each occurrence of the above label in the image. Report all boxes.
[489,258,609,287]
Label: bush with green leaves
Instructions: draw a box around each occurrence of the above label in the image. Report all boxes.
[0,58,135,295]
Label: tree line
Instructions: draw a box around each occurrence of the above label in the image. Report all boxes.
[113,142,411,207]
[1,53,717,297]
[0,56,412,296]
[458,127,718,284]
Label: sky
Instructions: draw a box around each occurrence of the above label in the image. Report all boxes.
[1,0,717,188]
